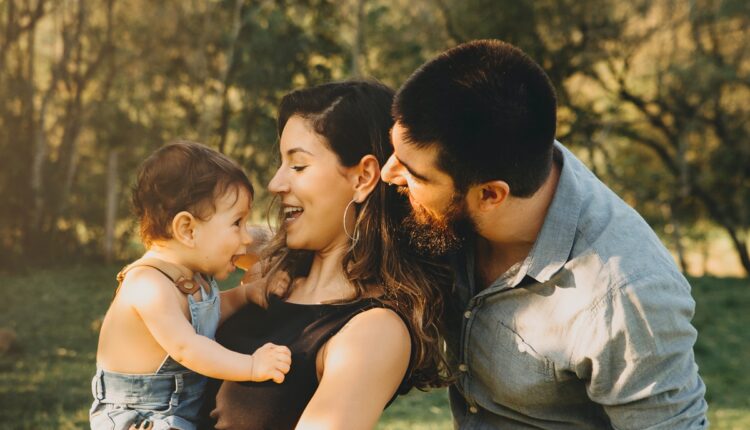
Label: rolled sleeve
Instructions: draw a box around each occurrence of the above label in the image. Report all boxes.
[573,274,708,429]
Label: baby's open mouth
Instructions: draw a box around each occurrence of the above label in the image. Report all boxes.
[232,254,258,271]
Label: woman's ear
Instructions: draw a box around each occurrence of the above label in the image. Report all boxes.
[172,211,197,247]
[352,154,381,203]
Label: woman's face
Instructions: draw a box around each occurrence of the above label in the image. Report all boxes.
[268,115,358,252]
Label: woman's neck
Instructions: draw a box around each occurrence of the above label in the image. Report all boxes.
[288,244,355,304]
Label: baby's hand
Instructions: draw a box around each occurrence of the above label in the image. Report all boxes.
[251,342,292,383]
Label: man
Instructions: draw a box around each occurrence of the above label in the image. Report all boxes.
[382,39,708,429]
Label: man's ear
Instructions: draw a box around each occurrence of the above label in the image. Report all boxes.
[351,154,381,203]
[471,180,510,211]
[171,211,197,247]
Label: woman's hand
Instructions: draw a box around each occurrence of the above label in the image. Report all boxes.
[243,270,291,308]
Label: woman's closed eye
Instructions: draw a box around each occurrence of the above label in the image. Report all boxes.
[291,165,308,172]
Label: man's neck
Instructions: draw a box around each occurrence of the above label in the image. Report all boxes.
[473,161,561,290]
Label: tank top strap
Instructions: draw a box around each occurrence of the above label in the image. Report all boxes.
[114,257,203,297]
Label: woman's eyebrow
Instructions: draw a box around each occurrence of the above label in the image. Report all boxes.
[287,147,314,156]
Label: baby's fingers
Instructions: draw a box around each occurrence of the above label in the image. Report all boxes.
[271,369,286,384]
[275,359,291,374]
[274,344,292,357]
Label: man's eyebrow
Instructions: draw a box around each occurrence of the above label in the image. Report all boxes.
[395,155,430,182]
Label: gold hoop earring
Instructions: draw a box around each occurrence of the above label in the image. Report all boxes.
[343,199,360,243]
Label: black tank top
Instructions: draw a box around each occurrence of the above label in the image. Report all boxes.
[198,295,411,430]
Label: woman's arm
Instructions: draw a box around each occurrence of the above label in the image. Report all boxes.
[295,307,411,430]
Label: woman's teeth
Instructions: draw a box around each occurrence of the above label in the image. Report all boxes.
[283,206,303,220]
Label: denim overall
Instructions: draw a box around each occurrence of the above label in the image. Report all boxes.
[90,260,221,430]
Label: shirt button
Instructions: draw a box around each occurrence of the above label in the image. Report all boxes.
[463,310,472,319]
[458,363,468,372]
[469,406,478,414]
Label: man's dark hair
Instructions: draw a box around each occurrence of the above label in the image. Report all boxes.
[393,39,557,196]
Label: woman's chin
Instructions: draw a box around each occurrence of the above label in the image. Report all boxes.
[285,236,320,252]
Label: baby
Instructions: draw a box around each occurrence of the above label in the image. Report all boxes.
[90,141,291,430]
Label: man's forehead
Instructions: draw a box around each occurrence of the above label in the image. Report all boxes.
[390,123,437,160]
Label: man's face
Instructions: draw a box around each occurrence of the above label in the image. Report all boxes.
[381,122,475,256]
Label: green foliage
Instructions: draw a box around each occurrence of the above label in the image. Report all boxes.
[1,0,749,275]
[0,267,748,428]
[691,276,750,417]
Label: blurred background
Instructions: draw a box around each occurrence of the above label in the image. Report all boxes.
[0,0,748,428]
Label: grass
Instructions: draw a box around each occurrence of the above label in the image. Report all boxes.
[0,266,747,428]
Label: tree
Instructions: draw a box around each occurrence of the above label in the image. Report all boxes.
[572,0,750,275]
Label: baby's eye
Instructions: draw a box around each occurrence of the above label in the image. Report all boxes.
[233,218,242,226]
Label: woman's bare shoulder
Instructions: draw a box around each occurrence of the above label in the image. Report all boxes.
[325,306,410,369]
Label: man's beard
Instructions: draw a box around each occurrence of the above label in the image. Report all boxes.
[398,189,475,257]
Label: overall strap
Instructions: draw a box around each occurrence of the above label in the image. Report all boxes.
[114,257,203,296]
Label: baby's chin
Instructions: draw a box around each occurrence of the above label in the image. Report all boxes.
[212,268,234,281]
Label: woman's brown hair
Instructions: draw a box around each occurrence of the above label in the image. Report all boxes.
[263,80,453,389]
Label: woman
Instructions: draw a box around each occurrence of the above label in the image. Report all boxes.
[199,80,451,429]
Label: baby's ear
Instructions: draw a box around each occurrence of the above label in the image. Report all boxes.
[172,211,197,247]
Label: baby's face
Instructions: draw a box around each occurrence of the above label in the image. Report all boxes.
[191,186,253,280]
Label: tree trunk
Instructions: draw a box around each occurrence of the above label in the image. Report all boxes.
[724,229,750,278]
[21,10,39,255]
[350,0,365,77]
[671,220,689,275]
[104,148,119,263]
[216,0,244,154]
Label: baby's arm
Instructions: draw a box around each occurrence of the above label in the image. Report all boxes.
[220,264,263,323]
[120,269,291,382]
[221,225,276,318]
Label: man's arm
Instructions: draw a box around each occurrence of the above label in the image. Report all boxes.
[572,273,708,429]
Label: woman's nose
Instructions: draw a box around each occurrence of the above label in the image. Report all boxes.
[268,168,288,194]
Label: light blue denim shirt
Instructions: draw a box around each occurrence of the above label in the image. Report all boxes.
[446,142,708,429]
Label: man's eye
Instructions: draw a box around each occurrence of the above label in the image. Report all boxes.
[405,171,422,183]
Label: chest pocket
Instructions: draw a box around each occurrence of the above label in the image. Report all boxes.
[188,285,220,339]
[480,320,557,407]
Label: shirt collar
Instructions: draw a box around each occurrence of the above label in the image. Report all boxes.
[513,141,583,285]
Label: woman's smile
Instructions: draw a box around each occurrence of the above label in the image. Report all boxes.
[283,205,304,223]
